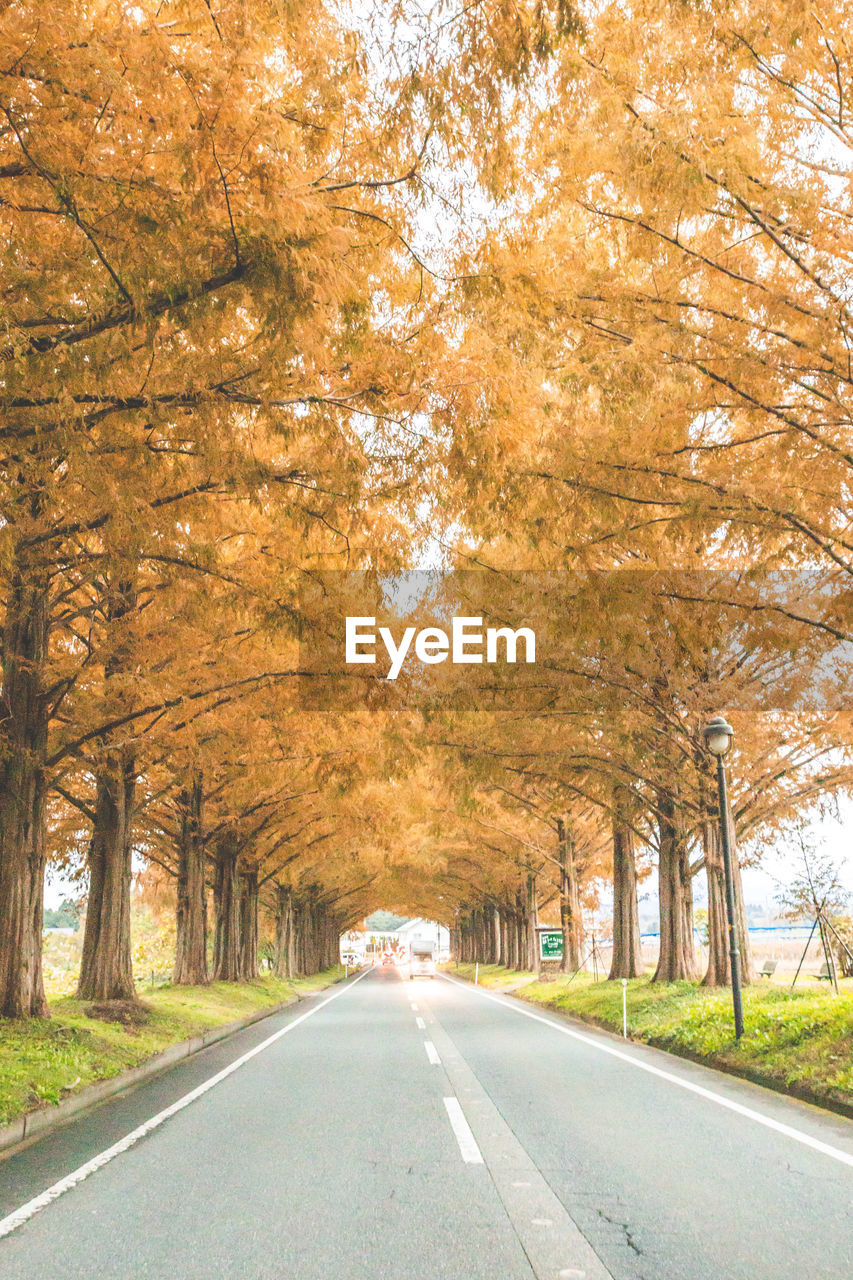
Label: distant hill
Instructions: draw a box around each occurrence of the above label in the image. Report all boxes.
[43,900,80,931]
[365,910,410,931]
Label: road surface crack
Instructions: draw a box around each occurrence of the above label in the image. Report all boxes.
[597,1208,643,1257]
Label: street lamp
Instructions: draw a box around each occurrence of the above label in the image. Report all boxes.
[702,715,744,1040]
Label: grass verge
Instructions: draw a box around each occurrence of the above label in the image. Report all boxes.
[446,963,853,1114]
[0,967,346,1127]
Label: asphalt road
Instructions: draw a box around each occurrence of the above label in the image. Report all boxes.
[1,967,851,1279]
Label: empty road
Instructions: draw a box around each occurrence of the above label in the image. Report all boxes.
[1,967,851,1279]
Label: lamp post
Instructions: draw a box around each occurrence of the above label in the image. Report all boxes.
[702,715,744,1040]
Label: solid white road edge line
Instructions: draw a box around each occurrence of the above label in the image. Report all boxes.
[424,1040,441,1065]
[415,1016,426,1030]
[443,1096,483,1164]
[0,969,370,1240]
[441,973,853,1170]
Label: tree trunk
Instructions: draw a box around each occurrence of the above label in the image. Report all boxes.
[291,899,303,976]
[731,840,753,983]
[321,910,332,970]
[515,892,525,969]
[302,896,314,974]
[558,819,583,972]
[653,791,698,982]
[702,812,753,986]
[306,900,315,972]
[295,893,312,975]
[609,798,644,979]
[527,874,539,970]
[0,563,50,1018]
[301,899,312,974]
[173,774,208,985]
[301,897,311,974]
[213,837,242,981]
[328,912,340,969]
[77,576,139,1002]
[289,899,298,975]
[274,884,292,978]
[474,906,483,962]
[77,750,136,1001]
[308,892,322,973]
[503,904,514,968]
[239,869,259,979]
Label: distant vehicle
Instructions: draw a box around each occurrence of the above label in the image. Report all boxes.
[409,940,436,979]
[381,952,395,966]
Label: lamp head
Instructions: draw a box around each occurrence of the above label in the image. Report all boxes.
[703,715,734,757]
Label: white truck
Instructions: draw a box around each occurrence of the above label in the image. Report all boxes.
[409,939,436,979]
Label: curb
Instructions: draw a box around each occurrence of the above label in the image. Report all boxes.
[445,969,853,1122]
[0,977,343,1160]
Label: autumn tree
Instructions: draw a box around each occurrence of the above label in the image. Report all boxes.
[2,0,535,1015]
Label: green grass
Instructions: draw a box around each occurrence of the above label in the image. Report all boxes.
[0,967,346,1127]
[447,963,853,1110]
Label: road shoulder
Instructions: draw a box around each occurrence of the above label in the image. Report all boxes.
[0,967,348,1159]
[442,967,853,1129]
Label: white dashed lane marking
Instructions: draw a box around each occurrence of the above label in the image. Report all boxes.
[443,1097,483,1164]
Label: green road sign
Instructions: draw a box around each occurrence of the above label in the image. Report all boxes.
[538,929,564,960]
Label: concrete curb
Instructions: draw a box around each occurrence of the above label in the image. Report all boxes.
[445,969,853,1122]
[0,981,339,1159]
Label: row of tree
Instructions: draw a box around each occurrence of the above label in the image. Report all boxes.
[2,0,851,1017]
[414,0,853,980]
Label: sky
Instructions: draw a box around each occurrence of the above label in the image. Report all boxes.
[740,797,853,905]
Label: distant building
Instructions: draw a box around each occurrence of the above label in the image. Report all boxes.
[340,917,450,962]
[394,918,450,957]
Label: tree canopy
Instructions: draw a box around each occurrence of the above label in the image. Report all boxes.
[1,0,851,1015]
